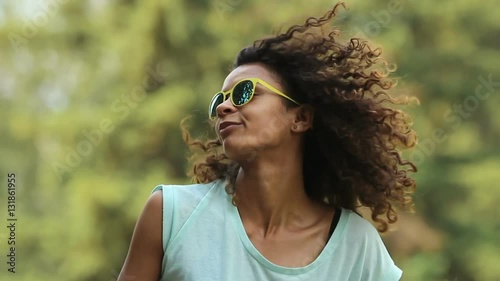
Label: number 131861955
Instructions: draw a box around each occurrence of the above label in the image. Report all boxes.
[7,173,16,217]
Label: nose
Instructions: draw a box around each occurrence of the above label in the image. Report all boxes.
[216,97,237,118]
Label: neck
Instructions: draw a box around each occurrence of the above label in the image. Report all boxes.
[233,151,325,239]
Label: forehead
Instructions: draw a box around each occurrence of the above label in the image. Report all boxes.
[221,63,281,91]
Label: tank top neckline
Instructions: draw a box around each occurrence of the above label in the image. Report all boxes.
[223,187,349,275]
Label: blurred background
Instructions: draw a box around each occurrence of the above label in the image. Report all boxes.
[0,0,499,280]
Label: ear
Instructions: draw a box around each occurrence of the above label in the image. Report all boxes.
[291,105,314,133]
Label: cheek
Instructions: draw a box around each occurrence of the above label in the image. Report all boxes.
[241,99,293,141]
[248,113,291,144]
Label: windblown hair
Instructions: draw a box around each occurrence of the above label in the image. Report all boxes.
[182,3,417,232]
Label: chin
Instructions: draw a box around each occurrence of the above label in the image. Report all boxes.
[222,138,260,164]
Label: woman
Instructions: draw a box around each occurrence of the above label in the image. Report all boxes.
[118,3,417,281]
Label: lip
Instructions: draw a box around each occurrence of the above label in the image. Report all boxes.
[219,121,241,136]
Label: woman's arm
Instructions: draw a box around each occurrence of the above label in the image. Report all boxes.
[118,191,163,281]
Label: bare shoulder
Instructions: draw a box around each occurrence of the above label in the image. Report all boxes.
[136,190,163,244]
[133,190,163,232]
[147,190,163,214]
[117,190,163,281]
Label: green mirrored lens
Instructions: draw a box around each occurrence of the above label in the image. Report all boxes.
[209,93,224,118]
[232,80,254,106]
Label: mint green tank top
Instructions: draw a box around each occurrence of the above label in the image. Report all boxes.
[151,180,402,281]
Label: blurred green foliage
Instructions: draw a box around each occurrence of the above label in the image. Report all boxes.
[0,0,499,280]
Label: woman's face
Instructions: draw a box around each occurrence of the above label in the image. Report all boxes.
[214,63,297,162]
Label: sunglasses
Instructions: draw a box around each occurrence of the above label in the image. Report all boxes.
[208,78,300,120]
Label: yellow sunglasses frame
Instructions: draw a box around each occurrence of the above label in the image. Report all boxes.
[209,77,300,120]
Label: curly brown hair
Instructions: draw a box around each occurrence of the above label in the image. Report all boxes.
[182,2,417,233]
